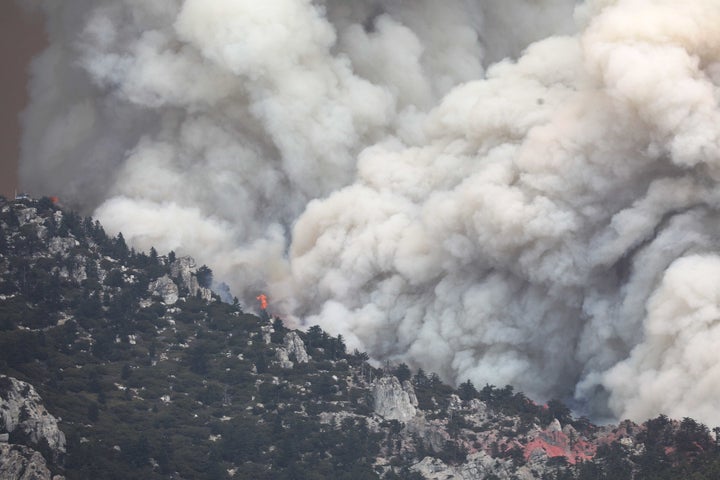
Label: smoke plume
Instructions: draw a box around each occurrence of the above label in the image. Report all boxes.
[19,0,720,424]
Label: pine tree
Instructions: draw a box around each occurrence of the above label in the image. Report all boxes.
[413,368,428,387]
[0,225,6,254]
[306,325,323,348]
[458,379,478,401]
[196,265,213,288]
[114,233,129,259]
[394,363,412,383]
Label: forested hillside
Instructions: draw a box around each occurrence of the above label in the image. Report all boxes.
[2,195,720,480]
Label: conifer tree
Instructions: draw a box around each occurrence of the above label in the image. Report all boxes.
[0,225,6,254]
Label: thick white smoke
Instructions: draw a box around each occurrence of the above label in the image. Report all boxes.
[19,0,720,425]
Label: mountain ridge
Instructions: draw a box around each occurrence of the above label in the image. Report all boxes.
[1,195,720,479]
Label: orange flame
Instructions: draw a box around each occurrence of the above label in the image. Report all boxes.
[256,294,268,310]
[50,196,59,204]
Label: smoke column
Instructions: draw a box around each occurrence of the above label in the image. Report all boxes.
[19,0,720,424]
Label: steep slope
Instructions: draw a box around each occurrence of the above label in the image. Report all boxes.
[2,195,720,480]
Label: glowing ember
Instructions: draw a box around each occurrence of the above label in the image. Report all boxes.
[256,294,268,310]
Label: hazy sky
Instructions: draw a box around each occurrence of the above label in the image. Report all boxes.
[0,3,45,198]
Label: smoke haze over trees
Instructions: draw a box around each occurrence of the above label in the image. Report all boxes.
[17,0,720,425]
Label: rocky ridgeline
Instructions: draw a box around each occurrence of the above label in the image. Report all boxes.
[1,197,214,309]
[297,350,648,479]
[363,373,648,479]
[1,195,719,480]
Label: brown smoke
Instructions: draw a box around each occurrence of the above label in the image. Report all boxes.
[0,2,45,198]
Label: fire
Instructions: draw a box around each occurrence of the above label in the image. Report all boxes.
[256,294,268,310]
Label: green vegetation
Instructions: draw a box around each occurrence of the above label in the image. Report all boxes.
[0,197,387,478]
[4,196,720,480]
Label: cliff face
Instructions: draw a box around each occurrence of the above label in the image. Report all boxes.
[0,376,66,464]
[372,376,417,422]
[0,375,65,480]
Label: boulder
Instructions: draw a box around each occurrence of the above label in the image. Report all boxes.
[148,275,179,305]
[275,348,294,369]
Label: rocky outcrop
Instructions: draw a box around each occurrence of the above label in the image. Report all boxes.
[403,380,418,408]
[405,417,452,453]
[413,451,539,480]
[275,332,310,369]
[16,208,42,227]
[372,376,417,422]
[170,257,212,301]
[411,456,454,479]
[148,275,179,304]
[170,256,195,288]
[275,348,294,369]
[0,376,66,464]
[523,418,596,465]
[284,332,309,364]
[0,444,62,480]
[153,255,219,303]
[47,237,78,256]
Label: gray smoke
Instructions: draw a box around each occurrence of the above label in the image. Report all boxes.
[19,0,720,425]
